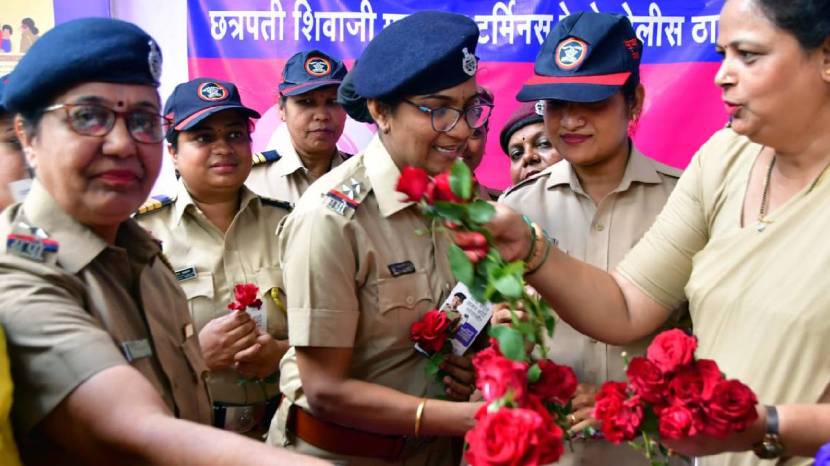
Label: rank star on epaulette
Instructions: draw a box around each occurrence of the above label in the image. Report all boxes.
[341,178,362,199]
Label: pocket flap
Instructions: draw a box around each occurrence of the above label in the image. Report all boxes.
[179,272,214,300]
[377,271,432,313]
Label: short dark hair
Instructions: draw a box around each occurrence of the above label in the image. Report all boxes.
[2,25,12,34]
[755,0,830,50]
[453,292,467,302]
[18,106,45,138]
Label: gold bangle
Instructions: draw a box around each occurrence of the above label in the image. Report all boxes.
[414,398,427,437]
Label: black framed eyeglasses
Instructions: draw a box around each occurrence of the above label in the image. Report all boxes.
[43,103,170,144]
[401,98,493,133]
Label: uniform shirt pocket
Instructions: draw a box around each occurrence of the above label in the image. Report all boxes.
[373,271,433,349]
[178,272,216,330]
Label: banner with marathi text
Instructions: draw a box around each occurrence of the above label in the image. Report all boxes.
[188,0,726,189]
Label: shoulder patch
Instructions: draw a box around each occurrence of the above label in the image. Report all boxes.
[259,197,293,211]
[324,175,369,218]
[252,150,281,166]
[136,195,175,216]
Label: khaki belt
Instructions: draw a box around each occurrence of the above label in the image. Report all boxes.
[287,404,406,462]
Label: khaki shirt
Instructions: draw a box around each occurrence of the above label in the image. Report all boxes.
[136,182,290,405]
[268,135,456,465]
[245,134,351,203]
[619,129,830,466]
[501,146,681,466]
[0,181,211,462]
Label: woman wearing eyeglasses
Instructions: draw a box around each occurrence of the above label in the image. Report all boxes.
[0,18,327,466]
[268,11,491,465]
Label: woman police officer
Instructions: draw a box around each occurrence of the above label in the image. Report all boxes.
[458,1,830,465]
[0,17,324,466]
[269,11,491,465]
[136,77,291,437]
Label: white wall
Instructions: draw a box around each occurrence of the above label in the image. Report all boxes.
[112,0,190,196]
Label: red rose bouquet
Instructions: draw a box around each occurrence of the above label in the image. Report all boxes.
[227,283,264,331]
[397,161,578,465]
[593,329,759,465]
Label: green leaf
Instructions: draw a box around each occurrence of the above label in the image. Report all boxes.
[494,274,523,299]
[450,159,473,201]
[527,363,541,383]
[544,315,557,337]
[448,244,474,285]
[432,201,466,224]
[425,352,445,376]
[490,325,526,361]
[466,200,495,224]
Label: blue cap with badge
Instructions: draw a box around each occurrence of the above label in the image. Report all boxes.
[2,17,163,114]
[517,12,642,103]
[164,77,260,138]
[349,11,479,99]
[279,50,347,97]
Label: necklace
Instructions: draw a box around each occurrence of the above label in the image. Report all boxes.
[756,156,776,232]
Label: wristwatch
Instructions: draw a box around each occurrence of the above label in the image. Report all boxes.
[753,405,785,459]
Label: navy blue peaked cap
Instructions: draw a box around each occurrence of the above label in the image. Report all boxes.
[349,11,480,100]
[164,77,259,137]
[517,12,642,103]
[279,49,347,97]
[3,18,163,114]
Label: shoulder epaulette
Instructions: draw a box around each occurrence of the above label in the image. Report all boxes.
[252,149,281,166]
[653,161,683,179]
[259,196,293,211]
[501,169,548,199]
[136,194,175,216]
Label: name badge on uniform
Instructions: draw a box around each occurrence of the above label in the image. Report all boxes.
[388,261,416,277]
[175,266,198,282]
[6,233,59,262]
[325,190,358,216]
[121,339,154,362]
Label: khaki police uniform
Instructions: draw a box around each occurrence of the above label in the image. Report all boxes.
[501,145,682,466]
[136,181,291,432]
[245,134,352,203]
[619,129,830,466]
[267,135,456,465]
[0,181,211,463]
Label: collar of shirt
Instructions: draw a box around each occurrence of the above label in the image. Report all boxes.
[363,135,412,218]
[272,134,346,178]
[22,180,160,273]
[545,144,664,195]
[172,179,260,226]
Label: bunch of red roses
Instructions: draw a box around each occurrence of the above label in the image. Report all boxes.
[465,342,578,466]
[593,329,759,465]
[227,283,262,311]
[397,160,576,466]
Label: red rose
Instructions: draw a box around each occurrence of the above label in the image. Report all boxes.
[666,360,724,409]
[433,172,463,203]
[227,283,262,311]
[700,379,759,438]
[647,329,697,374]
[464,406,564,466]
[659,405,697,439]
[593,382,643,443]
[396,166,432,202]
[626,356,667,405]
[473,346,529,403]
[529,359,578,406]
[410,310,452,354]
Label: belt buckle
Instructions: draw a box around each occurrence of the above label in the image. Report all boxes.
[221,404,262,433]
